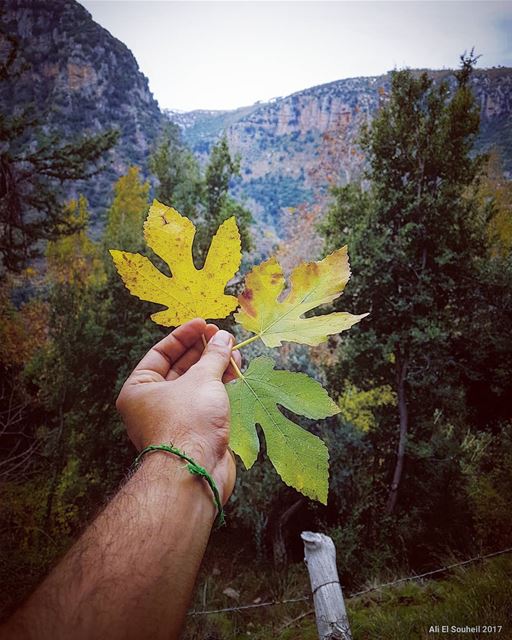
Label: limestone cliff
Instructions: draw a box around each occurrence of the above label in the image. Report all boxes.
[171,69,512,227]
[1,0,164,222]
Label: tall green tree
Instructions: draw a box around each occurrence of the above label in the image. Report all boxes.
[200,135,253,260]
[204,135,240,221]
[320,53,486,513]
[149,123,201,219]
[149,130,253,263]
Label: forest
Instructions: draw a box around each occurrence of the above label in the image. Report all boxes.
[1,29,512,639]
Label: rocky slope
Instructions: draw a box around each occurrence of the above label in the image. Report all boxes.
[1,1,510,235]
[170,68,512,228]
[1,0,164,224]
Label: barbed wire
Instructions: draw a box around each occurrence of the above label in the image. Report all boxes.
[348,545,512,599]
[187,545,512,617]
[188,595,309,617]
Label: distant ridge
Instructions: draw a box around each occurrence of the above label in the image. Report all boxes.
[2,1,510,231]
[169,67,512,227]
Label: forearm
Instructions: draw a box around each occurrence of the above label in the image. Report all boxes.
[4,453,216,640]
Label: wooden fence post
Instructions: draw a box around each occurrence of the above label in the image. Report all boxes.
[301,531,352,640]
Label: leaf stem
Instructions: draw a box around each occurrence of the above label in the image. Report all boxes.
[232,334,260,351]
[201,334,243,379]
[229,357,244,379]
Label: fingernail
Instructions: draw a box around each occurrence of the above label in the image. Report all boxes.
[210,330,232,346]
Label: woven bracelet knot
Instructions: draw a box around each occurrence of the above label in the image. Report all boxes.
[133,443,225,529]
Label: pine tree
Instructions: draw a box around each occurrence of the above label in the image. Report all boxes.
[149,131,253,263]
[200,135,253,259]
[0,34,118,272]
[149,123,201,219]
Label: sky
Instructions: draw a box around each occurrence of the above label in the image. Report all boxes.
[80,1,512,112]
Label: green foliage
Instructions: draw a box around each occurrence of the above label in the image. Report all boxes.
[103,166,149,251]
[149,123,201,219]
[205,135,240,221]
[2,41,512,630]
[456,250,512,427]
[149,131,253,261]
[199,134,253,258]
[319,53,488,515]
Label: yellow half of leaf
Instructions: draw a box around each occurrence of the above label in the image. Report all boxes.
[234,247,368,347]
[109,200,241,326]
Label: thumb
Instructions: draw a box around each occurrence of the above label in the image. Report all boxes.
[193,330,234,381]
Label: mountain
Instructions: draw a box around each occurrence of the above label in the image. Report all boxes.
[1,0,164,224]
[2,1,511,235]
[170,68,512,228]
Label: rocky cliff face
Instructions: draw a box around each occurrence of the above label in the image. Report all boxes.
[1,0,164,223]
[171,68,512,227]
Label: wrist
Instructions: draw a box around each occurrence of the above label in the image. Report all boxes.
[139,434,223,481]
[135,446,223,525]
[162,441,232,507]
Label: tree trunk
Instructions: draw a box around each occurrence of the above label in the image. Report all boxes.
[386,356,409,514]
[272,498,303,569]
[44,404,65,528]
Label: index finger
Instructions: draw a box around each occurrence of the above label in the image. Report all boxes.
[131,318,207,380]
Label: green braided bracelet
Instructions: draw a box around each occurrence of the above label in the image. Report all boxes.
[133,443,225,529]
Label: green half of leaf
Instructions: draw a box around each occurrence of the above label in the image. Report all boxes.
[225,356,340,504]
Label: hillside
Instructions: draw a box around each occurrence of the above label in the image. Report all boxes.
[0,0,164,224]
[170,68,512,228]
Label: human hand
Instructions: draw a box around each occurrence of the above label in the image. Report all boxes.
[116,318,240,504]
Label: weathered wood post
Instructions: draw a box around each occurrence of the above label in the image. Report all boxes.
[301,531,352,640]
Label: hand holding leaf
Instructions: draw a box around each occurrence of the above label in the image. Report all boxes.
[110,200,368,503]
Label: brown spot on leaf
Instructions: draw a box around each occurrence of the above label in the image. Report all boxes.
[240,288,257,317]
[305,261,320,276]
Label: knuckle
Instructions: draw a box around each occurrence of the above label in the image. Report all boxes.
[208,343,229,358]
